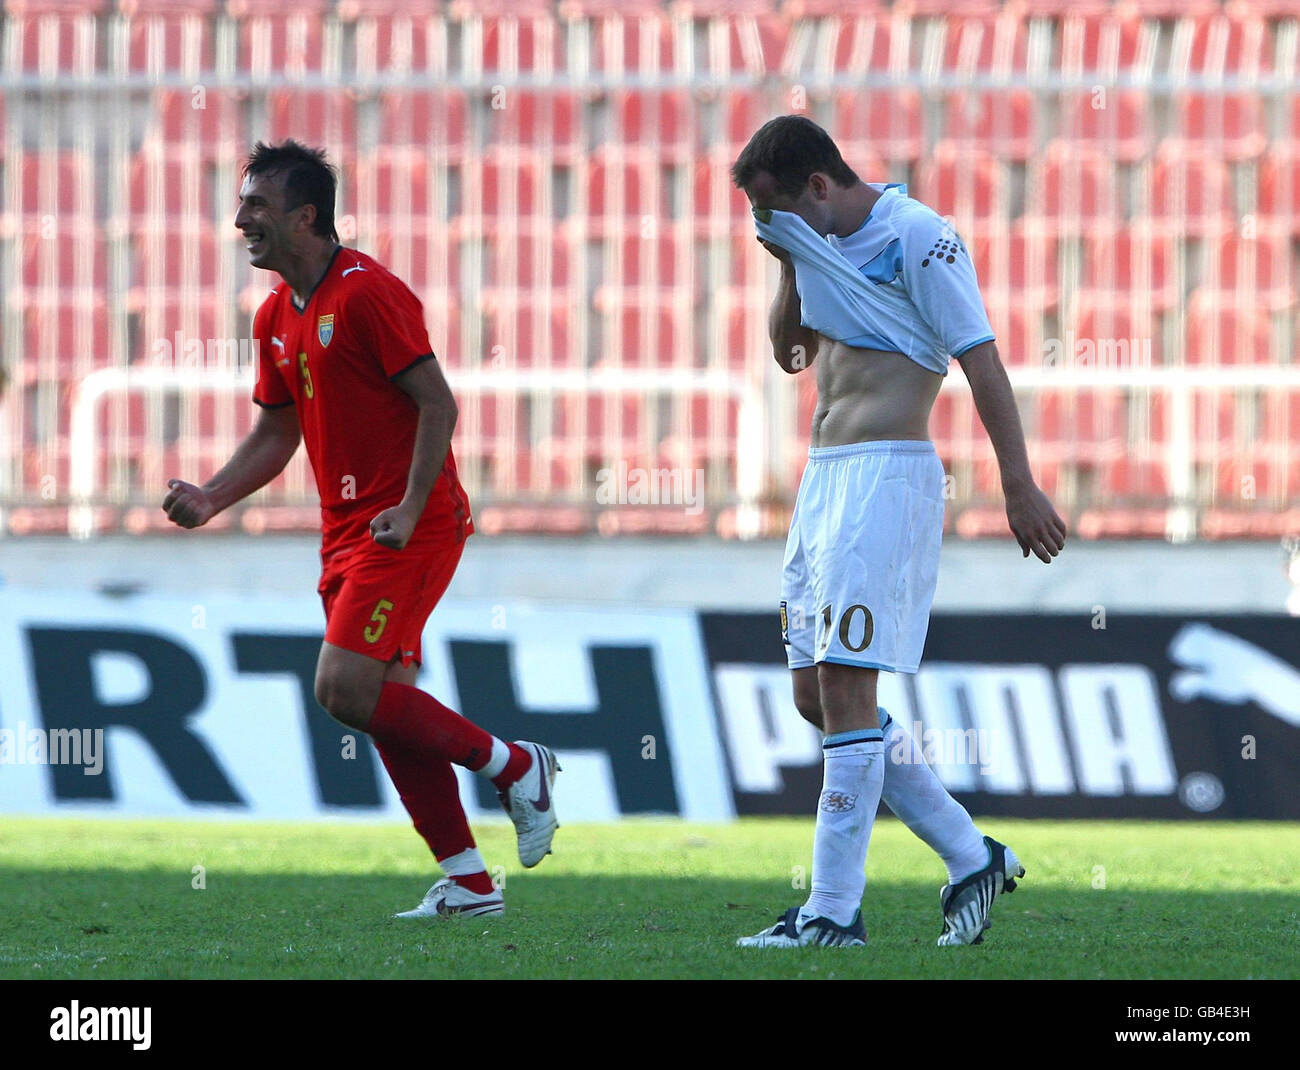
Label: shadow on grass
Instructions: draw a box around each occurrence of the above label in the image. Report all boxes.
[1,865,1295,980]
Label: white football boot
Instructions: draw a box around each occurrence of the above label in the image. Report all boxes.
[936,836,1025,946]
[498,741,561,868]
[394,878,504,919]
[737,907,867,948]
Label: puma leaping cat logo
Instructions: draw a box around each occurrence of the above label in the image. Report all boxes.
[1167,623,1300,727]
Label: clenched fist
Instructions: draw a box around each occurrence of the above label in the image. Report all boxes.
[162,479,217,529]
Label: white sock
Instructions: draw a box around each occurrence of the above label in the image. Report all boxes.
[475,737,512,780]
[800,729,885,928]
[879,708,989,884]
[438,846,487,878]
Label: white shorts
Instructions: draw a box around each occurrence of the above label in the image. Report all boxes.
[781,440,945,674]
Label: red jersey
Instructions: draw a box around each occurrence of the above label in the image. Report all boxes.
[252,246,473,565]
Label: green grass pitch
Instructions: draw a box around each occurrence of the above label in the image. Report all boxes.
[1,816,1295,979]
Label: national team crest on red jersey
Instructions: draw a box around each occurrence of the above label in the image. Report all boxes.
[317,313,335,347]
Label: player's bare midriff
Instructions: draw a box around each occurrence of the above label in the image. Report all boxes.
[810,337,943,447]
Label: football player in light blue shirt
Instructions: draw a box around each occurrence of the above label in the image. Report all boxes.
[731,115,1066,949]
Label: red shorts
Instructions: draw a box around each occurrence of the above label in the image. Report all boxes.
[318,538,465,667]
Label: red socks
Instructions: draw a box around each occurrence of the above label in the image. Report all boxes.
[368,681,531,893]
[370,681,496,770]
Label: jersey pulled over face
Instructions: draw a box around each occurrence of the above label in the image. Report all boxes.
[252,246,473,561]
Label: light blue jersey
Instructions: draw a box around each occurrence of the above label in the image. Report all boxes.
[754,183,995,375]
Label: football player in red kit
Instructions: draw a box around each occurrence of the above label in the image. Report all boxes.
[163,140,558,919]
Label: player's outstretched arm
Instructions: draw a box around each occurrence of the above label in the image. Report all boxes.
[369,357,458,551]
[761,240,818,374]
[955,340,1067,563]
[162,404,301,528]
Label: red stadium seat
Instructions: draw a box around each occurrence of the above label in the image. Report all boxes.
[482,229,576,290]
[1058,91,1151,163]
[265,90,357,155]
[1067,305,1161,370]
[127,151,214,228]
[583,150,672,227]
[1024,142,1117,236]
[969,221,1059,313]
[479,301,574,369]
[585,5,681,73]
[1202,225,1294,312]
[482,90,580,157]
[356,148,431,219]
[19,225,107,297]
[348,6,444,74]
[151,89,243,160]
[613,91,692,161]
[943,90,1037,161]
[939,9,1031,75]
[1184,293,1277,365]
[832,89,926,164]
[1258,149,1300,234]
[236,10,330,76]
[984,303,1046,368]
[22,300,111,373]
[18,151,95,221]
[915,144,1007,230]
[1174,92,1267,161]
[1079,224,1178,316]
[1036,390,1126,463]
[1058,11,1149,74]
[1148,144,1234,238]
[377,90,469,154]
[1103,456,1170,501]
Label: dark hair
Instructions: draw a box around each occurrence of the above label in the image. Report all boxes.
[731,115,859,198]
[243,140,339,242]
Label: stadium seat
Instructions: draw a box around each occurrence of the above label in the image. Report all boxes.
[1201,225,1294,312]
[915,144,1007,231]
[19,226,107,298]
[1184,293,1277,364]
[938,8,1032,75]
[942,90,1038,161]
[18,151,95,221]
[1080,224,1178,313]
[1174,92,1267,162]
[127,151,214,229]
[1058,91,1151,163]
[1148,144,1234,238]
[347,5,444,73]
[1102,456,1170,502]
[22,301,111,373]
[265,90,358,155]
[482,90,580,158]
[832,89,926,164]
[969,221,1059,313]
[236,9,331,76]
[356,148,431,219]
[1036,390,1126,463]
[583,149,672,227]
[983,303,1046,367]
[376,90,469,155]
[1258,149,1300,233]
[612,90,692,162]
[1057,11,1150,75]
[151,89,243,160]
[1068,305,1161,369]
[1024,142,1117,236]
